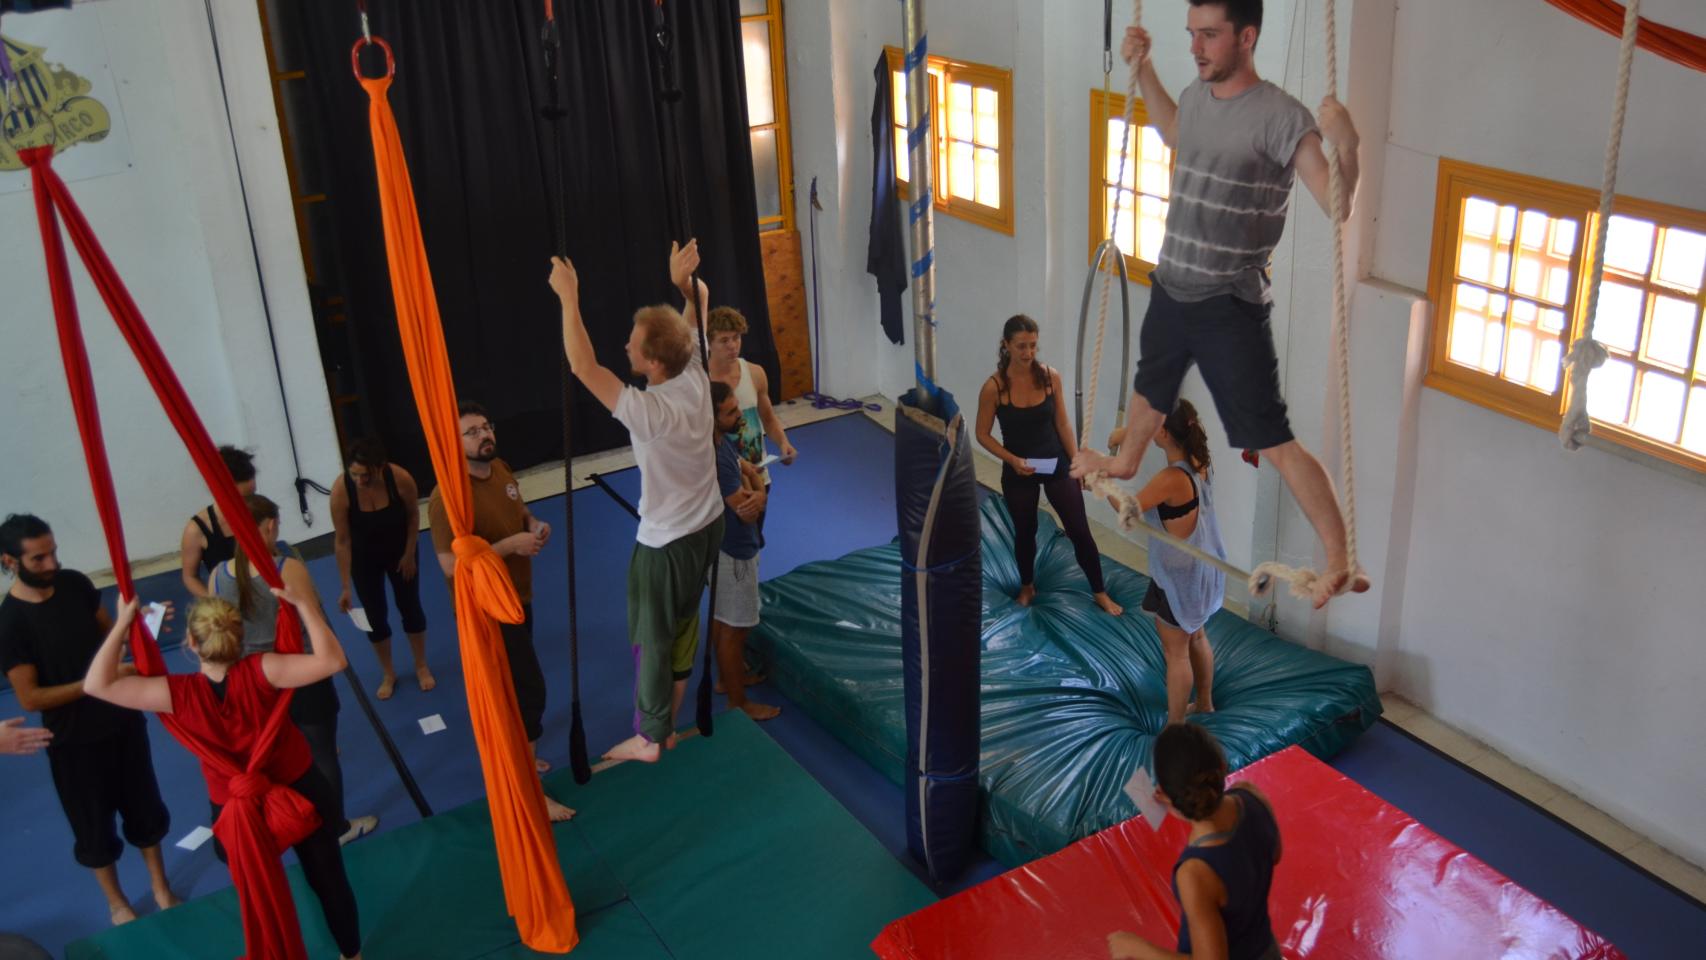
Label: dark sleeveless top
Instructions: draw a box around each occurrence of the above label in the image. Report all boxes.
[991,371,1064,477]
[191,506,236,577]
[343,464,410,566]
[1173,787,1281,959]
[1156,466,1201,522]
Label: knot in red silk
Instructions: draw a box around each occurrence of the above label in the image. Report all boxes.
[228,772,272,801]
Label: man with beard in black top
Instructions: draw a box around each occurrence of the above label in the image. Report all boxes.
[0,514,181,926]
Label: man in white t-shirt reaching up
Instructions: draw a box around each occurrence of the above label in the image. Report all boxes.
[553,241,723,765]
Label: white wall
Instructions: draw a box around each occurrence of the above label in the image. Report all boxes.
[1378,0,1706,868]
[0,0,340,573]
[789,0,1706,869]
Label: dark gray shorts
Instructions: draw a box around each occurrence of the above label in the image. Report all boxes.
[1132,282,1293,451]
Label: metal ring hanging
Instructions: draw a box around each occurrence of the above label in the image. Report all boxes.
[1075,238,1132,443]
[350,35,395,81]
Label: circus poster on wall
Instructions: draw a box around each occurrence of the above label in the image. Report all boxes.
[0,5,132,194]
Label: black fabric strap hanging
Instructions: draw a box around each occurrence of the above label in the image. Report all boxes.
[201,0,330,526]
[650,0,717,738]
[541,0,591,785]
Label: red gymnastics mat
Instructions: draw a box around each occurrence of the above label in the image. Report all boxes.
[871,746,1623,960]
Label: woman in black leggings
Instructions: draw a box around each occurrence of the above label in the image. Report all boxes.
[976,315,1121,616]
[330,439,431,700]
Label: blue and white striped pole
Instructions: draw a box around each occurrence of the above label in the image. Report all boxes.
[901,0,937,409]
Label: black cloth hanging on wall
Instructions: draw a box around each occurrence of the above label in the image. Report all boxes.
[867,52,908,346]
[290,0,780,489]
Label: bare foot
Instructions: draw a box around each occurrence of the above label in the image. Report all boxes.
[739,701,781,722]
[1185,701,1215,716]
[601,734,661,764]
[545,796,576,822]
[153,888,183,910]
[1093,592,1123,616]
[415,667,436,692]
[1311,567,1372,609]
[376,675,396,701]
[110,902,137,926]
[665,732,679,750]
[1016,584,1037,607]
[535,757,552,774]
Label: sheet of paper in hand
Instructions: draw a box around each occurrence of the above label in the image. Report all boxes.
[1123,761,1168,830]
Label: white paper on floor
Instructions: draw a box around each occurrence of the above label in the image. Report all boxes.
[418,714,447,735]
[176,826,214,851]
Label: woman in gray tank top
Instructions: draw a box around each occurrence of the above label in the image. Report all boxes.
[1130,400,1227,724]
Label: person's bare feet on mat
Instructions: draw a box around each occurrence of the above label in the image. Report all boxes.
[415,666,436,692]
[1093,592,1123,616]
[740,701,781,722]
[603,734,660,764]
[545,796,576,822]
[1016,584,1037,607]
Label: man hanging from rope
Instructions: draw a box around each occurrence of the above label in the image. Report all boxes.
[1071,0,1370,608]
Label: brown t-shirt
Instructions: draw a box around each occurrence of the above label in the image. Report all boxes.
[428,458,532,602]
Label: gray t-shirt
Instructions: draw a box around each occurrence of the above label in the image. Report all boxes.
[1151,79,1318,305]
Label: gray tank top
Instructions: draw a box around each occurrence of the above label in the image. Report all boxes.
[211,549,310,658]
[1141,460,1228,632]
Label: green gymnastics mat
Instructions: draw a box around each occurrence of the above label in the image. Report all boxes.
[749,495,1382,867]
[67,712,934,959]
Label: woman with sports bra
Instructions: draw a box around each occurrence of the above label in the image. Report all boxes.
[329,438,431,700]
[178,446,256,598]
[976,315,1120,616]
[1131,399,1226,724]
[1108,723,1283,960]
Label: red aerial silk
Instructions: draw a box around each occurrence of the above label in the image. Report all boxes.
[21,144,320,960]
[356,59,578,951]
[1544,0,1706,74]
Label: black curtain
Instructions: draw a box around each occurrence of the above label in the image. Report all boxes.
[292,0,779,490]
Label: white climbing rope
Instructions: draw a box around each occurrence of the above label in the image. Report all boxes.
[1559,0,1641,451]
[1244,0,1360,598]
[1091,474,1303,600]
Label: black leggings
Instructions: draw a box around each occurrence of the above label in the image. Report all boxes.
[1002,469,1106,594]
[349,553,427,643]
[501,603,546,743]
[212,766,361,958]
[296,716,348,837]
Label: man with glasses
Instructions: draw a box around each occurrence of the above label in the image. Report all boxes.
[427,402,573,820]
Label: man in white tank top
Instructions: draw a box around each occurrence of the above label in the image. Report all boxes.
[704,307,797,495]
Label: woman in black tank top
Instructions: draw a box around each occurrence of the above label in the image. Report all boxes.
[329,438,431,700]
[975,315,1121,616]
[1110,724,1283,960]
[179,445,257,598]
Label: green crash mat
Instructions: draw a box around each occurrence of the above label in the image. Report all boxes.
[750,496,1381,867]
[68,713,933,959]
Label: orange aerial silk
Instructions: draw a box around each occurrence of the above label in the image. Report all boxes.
[1543,0,1706,74]
[356,46,578,953]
